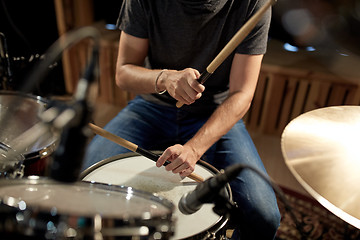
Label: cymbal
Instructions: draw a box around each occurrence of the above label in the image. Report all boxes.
[281,106,360,229]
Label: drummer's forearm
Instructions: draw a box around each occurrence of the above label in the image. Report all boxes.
[186,92,251,159]
[115,64,163,93]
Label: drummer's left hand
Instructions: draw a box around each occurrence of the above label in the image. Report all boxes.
[156,144,199,178]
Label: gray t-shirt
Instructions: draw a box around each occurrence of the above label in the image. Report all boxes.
[117,0,271,114]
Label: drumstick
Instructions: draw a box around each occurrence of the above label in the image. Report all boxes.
[176,0,277,108]
[88,123,204,182]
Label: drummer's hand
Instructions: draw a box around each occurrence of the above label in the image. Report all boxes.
[162,68,205,105]
[156,144,199,178]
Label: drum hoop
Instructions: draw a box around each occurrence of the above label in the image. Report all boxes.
[0,90,49,104]
[80,152,232,197]
[80,152,233,239]
[0,176,175,213]
[22,141,59,161]
[0,177,175,237]
[82,152,219,180]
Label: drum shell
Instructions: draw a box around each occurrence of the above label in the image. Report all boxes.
[0,177,175,239]
[81,152,233,240]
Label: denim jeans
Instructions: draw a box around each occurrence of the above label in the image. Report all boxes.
[83,96,280,239]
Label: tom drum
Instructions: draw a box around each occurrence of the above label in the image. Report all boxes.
[0,176,175,239]
[0,91,58,177]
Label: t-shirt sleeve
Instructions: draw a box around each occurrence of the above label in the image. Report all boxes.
[116,0,148,39]
[236,0,271,55]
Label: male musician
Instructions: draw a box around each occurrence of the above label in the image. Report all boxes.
[84,0,281,238]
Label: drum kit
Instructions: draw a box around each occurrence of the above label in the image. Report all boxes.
[0,26,237,239]
[1,0,360,239]
[0,91,235,239]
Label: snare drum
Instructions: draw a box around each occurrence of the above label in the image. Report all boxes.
[0,91,58,177]
[81,153,232,240]
[0,176,174,239]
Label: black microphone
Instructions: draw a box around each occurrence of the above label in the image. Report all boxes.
[178,164,243,215]
[50,48,98,182]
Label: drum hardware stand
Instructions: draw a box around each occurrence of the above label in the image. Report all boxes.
[0,32,13,90]
[48,34,99,182]
[0,161,24,179]
[0,138,26,179]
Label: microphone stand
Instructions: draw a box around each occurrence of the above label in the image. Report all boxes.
[0,32,13,90]
[198,163,307,239]
[50,49,98,182]
[204,164,245,225]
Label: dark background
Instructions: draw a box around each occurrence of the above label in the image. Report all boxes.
[1,0,359,97]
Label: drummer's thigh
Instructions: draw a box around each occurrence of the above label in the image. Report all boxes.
[206,120,263,170]
[205,120,278,217]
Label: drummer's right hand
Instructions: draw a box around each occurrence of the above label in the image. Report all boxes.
[156,144,198,178]
[162,68,205,105]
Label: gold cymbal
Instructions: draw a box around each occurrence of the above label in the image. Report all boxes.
[281,106,360,229]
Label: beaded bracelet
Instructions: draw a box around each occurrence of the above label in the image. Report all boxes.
[155,69,167,94]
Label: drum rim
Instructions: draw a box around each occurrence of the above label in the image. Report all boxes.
[0,176,175,237]
[0,90,48,104]
[81,151,223,179]
[0,176,175,213]
[80,152,233,240]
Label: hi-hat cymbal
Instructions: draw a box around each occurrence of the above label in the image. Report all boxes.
[281,106,360,229]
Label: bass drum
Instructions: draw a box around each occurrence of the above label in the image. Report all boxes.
[0,91,58,177]
[0,176,175,239]
[81,152,233,240]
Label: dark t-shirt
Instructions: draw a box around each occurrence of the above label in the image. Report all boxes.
[117,0,271,114]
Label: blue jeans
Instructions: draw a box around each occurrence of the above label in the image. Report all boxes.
[83,96,280,239]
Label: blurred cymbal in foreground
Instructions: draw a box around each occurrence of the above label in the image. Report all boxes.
[281,106,360,229]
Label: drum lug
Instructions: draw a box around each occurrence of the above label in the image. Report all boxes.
[205,232,217,240]
[204,230,230,240]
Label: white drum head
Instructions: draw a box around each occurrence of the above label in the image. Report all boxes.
[0,177,174,239]
[82,153,229,239]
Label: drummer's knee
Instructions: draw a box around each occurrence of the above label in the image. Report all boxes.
[263,205,281,236]
[231,201,281,239]
[254,203,281,238]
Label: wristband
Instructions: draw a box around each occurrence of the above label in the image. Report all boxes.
[155,69,167,94]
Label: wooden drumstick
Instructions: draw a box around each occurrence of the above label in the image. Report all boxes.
[88,123,204,182]
[176,0,277,108]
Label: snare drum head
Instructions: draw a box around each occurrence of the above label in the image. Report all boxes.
[81,153,229,239]
[0,177,174,239]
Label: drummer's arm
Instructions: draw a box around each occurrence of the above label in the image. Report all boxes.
[115,32,204,104]
[157,54,263,177]
[185,54,263,155]
[115,32,159,93]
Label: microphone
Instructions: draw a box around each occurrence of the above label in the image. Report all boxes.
[50,47,98,182]
[179,164,243,215]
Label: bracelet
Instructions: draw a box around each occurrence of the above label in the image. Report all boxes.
[155,69,167,94]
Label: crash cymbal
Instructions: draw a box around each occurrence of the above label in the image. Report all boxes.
[281,106,360,229]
